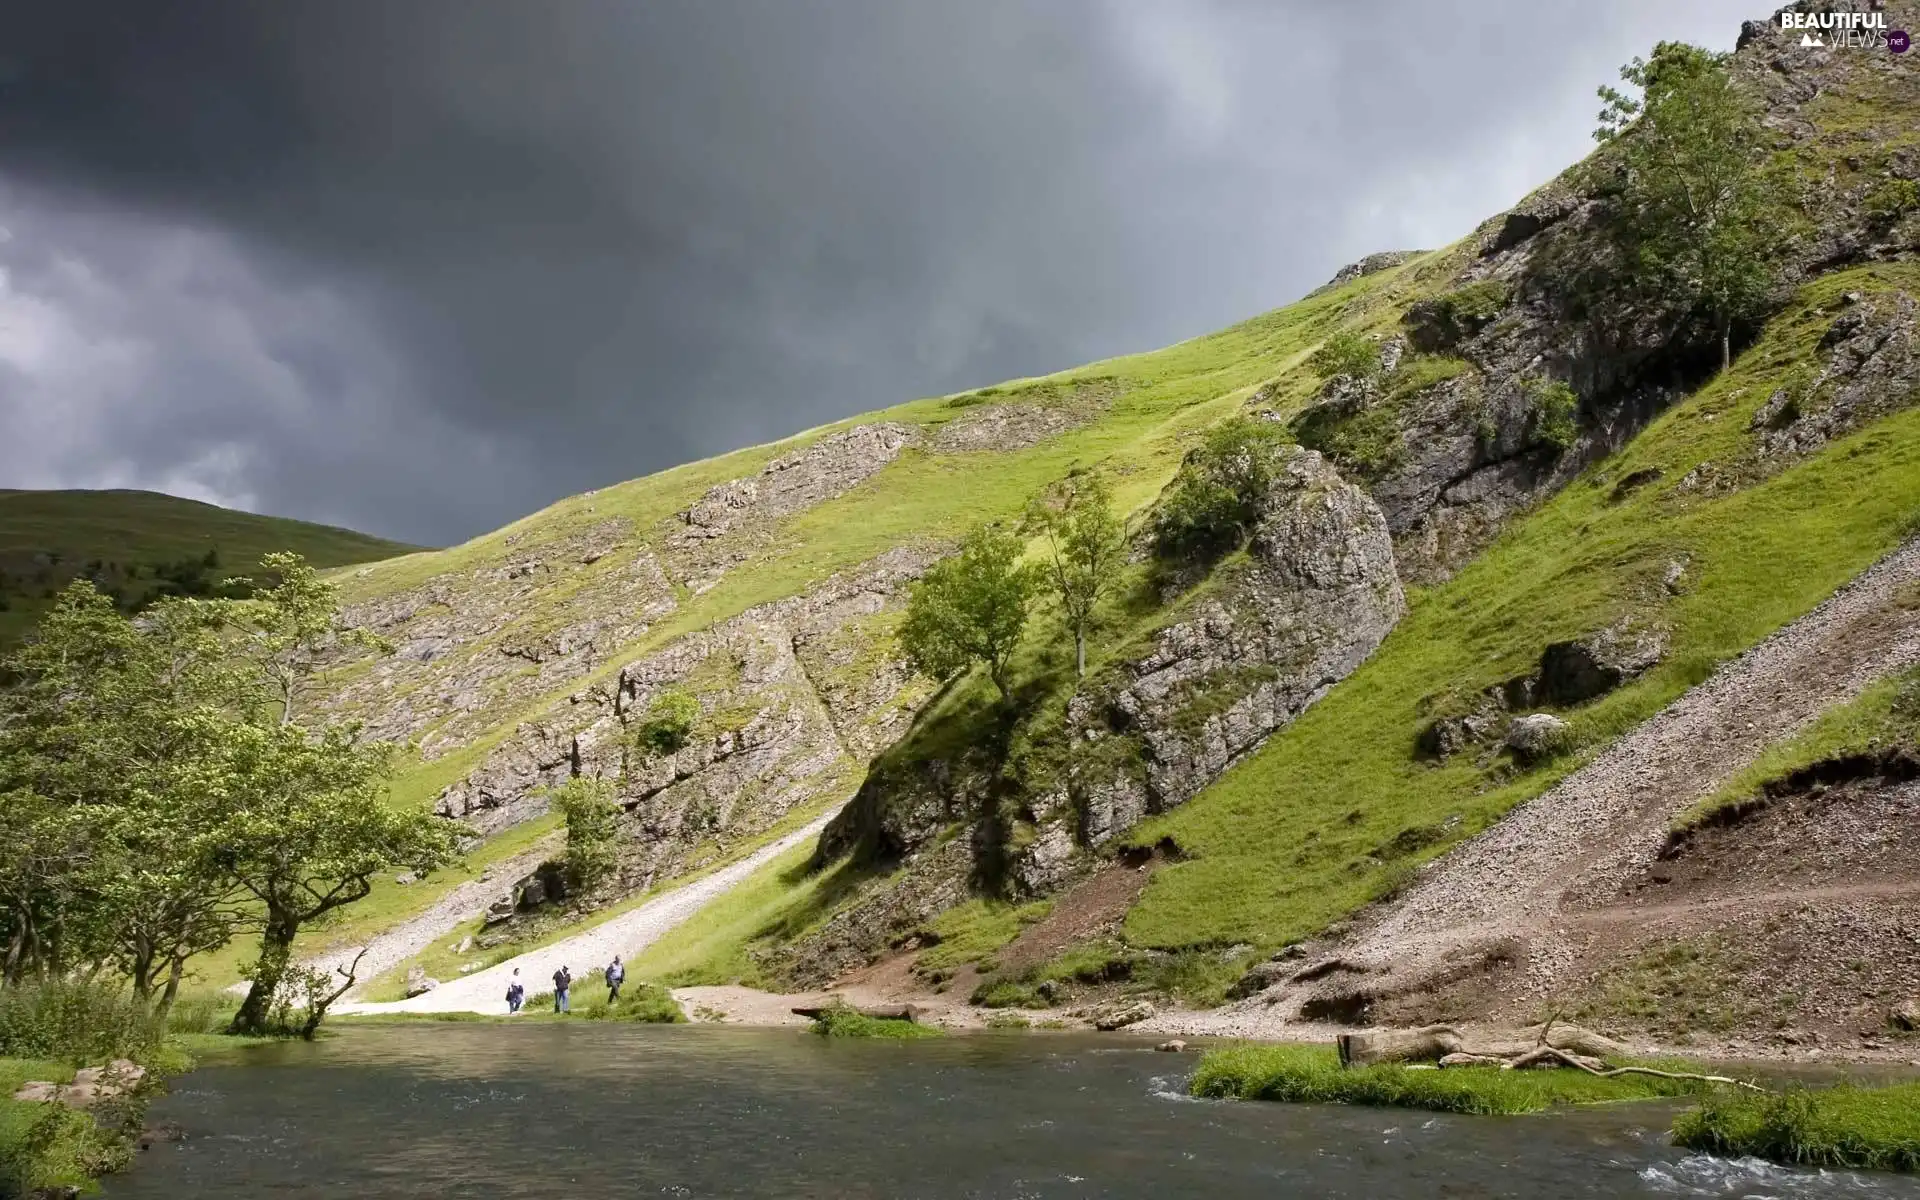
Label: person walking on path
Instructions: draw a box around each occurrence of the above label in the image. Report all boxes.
[552,965,572,1013]
[505,969,525,1014]
[605,956,625,1003]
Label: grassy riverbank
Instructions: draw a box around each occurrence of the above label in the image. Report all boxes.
[0,982,223,1196]
[1673,1083,1920,1173]
[1188,1044,1721,1115]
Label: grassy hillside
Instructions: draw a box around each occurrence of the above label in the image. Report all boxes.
[307,12,1920,1004]
[1122,263,1920,949]
[0,489,419,643]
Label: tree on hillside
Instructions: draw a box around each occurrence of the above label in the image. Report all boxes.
[553,776,621,890]
[215,556,455,1035]
[219,720,455,1035]
[215,551,388,725]
[1026,476,1127,678]
[899,524,1040,702]
[1593,41,1782,372]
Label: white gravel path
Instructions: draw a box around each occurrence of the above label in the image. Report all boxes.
[336,810,835,1015]
[306,843,555,991]
[1249,535,1920,1023]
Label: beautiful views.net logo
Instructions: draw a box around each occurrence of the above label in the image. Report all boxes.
[1778,9,1909,51]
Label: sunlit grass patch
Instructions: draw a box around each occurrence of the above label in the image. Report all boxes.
[1189,1043,1719,1115]
[1673,1083,1920,1173]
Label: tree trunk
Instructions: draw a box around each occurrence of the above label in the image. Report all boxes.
[1075,630,1086,679]
[1720,315,1732,373]
[230,913,298,1035]
[155,957,186,1020]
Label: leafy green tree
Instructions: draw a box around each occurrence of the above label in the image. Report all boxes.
[213,558,456,1035]
[552,776,621,890]
[1026,477,1127,678]
[899,524,1040,702]
[0,585,246,1007]
[214,551,388,725]
[221,722,455,1035]
[1593,42,1781,372]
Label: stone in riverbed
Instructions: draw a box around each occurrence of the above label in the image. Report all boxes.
[1093,1000,1156,1031]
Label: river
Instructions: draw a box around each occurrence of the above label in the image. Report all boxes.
[108,1025,1920,1198]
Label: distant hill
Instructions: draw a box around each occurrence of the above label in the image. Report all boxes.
[0,488,422,643]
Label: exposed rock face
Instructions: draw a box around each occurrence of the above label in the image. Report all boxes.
[670,423,920,591]
[435,549,935,891]
[680,423,918,540]
[794,448,1404,980]
[932,403,1085,453]
[327,519,677,754]
[1066,449,1405,848]
[1537,625,1668,706]
[1313,250,1423,295]
[1751,292,1919,466]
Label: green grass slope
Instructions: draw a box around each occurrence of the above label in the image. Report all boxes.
[0,488,419,643]
[1122,263,1920,949]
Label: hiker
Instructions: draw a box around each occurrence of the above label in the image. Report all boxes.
[505,969,525,1014]
[552,964,572,1013]
[605,956,625,1002]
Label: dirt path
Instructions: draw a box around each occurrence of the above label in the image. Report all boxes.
[336,810,835,1015]
[300,842,556,994]
[1249,536,1920,1023]
[1566,879,1920,929]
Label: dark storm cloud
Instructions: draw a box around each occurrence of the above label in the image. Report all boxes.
[0,0,1757,545]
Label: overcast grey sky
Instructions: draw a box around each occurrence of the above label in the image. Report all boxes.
[0,0,1759,546]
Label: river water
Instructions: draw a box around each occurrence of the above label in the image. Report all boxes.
[108,1025,1920,1199]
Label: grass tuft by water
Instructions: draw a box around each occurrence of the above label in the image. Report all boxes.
[1189,1044,1720,1115]
[809,1007,942,1040]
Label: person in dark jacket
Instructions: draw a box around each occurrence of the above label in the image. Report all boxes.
[552,965,572,1013]
[505,968,525,1014]
[605,956,625,1003]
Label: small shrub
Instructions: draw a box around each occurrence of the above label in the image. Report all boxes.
[1308,331,1383,380]
[0,979,160,1063]
[1440,279,1511,323]
[1293,401,1404,475]
[1151,417,1294,563]
[633,689,700,758]
[1865,177,1919,222]
[1525,378,1580,451]
[970,979,1051,1009]
[552,776,621,890]
[582,982,686,1024]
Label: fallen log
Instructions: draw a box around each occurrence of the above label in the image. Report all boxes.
[790,1003,920,1023]
[1339,1022,1627,1067]
[1339,1024,1767,1091]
